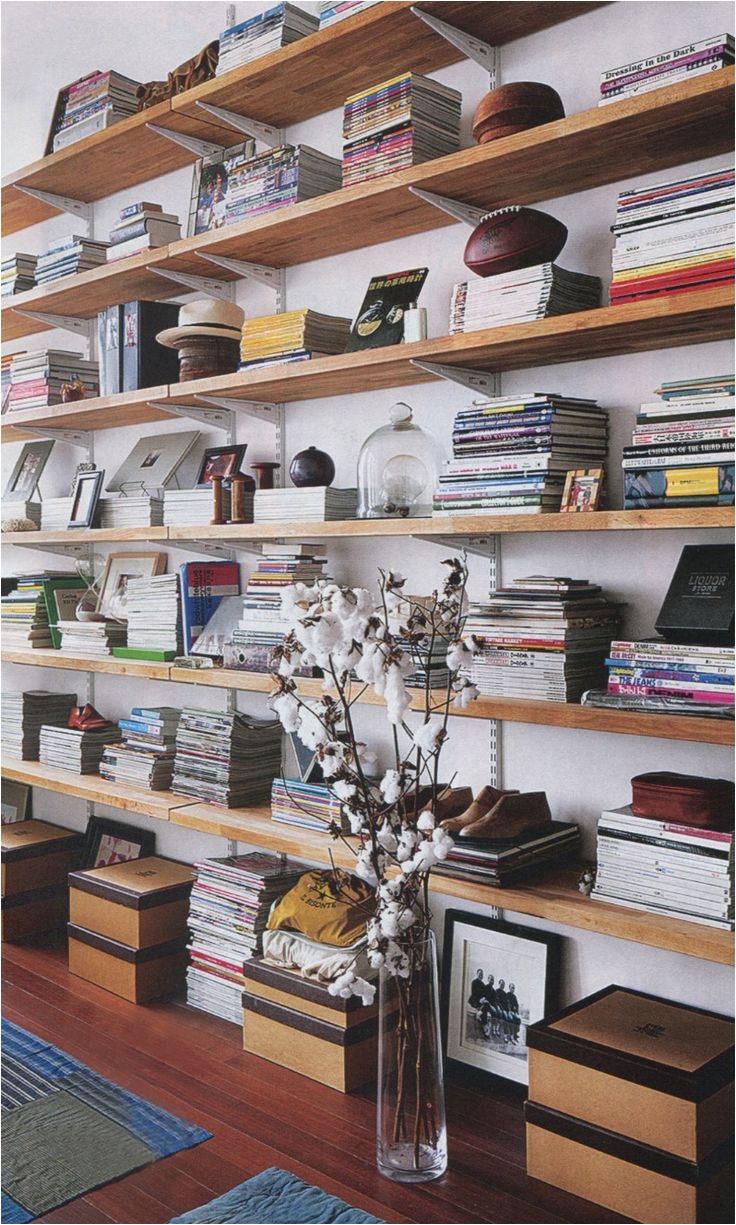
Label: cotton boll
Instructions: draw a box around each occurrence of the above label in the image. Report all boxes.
[271,691,300,733]
[396,829,416,862]
[367,947,385,969]
[416,810,435,832]
[356,744,378,770]
[332,779,357,801]
[385,663,411,726]
[355,847,379,886]
[453,680,479,709]
[296,704,326,751]
[352,977,376,1006]
[380,769,402,805]
[327,971,355,999]
[411,716,445,754]
[432,826,454,860]
[377,824,398,853]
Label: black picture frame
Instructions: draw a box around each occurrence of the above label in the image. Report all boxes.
[1,780,32,824]
[68,469,104,528]
[196,445,246,487]
[3,440,55,501]
[82,816,156,869]
[441,908,561,1088]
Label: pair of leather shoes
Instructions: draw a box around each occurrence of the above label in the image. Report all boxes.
[442,785,551,840]
[420,785,474,824]
[67,704,114,732]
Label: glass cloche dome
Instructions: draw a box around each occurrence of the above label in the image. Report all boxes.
[357,402,441,519]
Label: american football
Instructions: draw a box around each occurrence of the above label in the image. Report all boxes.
[463,207,568,278]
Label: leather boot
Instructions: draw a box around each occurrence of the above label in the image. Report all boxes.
[441,785,519,834]
[459,791,552,839]
[420,785,474,824]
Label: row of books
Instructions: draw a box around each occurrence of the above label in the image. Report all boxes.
[239,309,351,369]
[216,2,317,76]
[106,201,181,263]
[38,721,120,774]
[51,69,140,152]
[100,706,181,791]
[2,253,36,298]
[271,777,343,830]
[34,234,108,285]
[600,32,734,105]
[1,573,88,651]
[583,639,735,720]
[4,349,98,412]
[342,71,461,187]
[318,1,379,27]
[450,264,602,334]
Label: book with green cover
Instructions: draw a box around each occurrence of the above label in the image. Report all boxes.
[112,647,177,661]
[41,578,88,649]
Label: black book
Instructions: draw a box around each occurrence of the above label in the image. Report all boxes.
[655,545,735,646]
[346,267,427,351]
[97,301,180,395]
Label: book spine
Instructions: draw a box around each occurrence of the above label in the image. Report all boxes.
[601,33,734,81]
[602,45,732,91]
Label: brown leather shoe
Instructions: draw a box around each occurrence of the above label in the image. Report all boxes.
[441,785,520,834]
[459,791,552,840]
[420,785,474,824]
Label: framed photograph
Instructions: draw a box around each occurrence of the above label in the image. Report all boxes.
[1,781,32,825]
[441,909,560,1087]
[82,815,155,869]
[188,139,256,236]
[96,551,167,619]
[68,469,104,528]
[4,440,55,500]
[196,445,246,487]
[106,430,200,493]
[560,468,604,513]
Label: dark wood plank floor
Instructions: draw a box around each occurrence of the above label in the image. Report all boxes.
[1,938,628,1225]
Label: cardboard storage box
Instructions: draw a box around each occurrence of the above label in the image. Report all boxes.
[2,884,69,942]
[243,956,379,1028]
[68,856,194,949]
[2,819,83,898]
[68,923,188,1003]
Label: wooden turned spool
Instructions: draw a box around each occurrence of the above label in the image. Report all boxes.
[251,461,281,490]
[210,476,225,524]
[229,475,247,524]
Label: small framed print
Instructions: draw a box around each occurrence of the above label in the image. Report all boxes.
[4,440,55,501]
[96,551,167,620]
[188,140,256,236]
[560,468,604,513]
[196,445,246,487]
[82,816,155,869]
[441,909,560,1087]
[1,781,32,824]
[68,469,104,528]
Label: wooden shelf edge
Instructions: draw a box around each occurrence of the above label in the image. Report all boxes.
[1,649,171,679]
[0,757,187,820]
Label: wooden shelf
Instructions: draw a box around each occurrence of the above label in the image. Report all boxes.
[1,647,172,680]
[0,386,172,442]
[1,757,186,821]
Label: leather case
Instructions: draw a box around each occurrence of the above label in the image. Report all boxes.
[631,772,735,829]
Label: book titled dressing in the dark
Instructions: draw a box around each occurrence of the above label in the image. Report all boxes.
[346,267,428,350]
[656,544,735,645]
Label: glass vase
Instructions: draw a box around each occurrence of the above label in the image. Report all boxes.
[376,932,447,1182]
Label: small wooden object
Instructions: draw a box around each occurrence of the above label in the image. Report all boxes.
[210,475,225,524]
[250,462,280,490]
[229,474,248,523]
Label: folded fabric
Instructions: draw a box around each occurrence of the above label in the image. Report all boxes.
[261,929,373,983]
[169,1166,384,1223]
[266,868,374,947]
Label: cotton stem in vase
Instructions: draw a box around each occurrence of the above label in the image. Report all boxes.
[270,557,480,1181]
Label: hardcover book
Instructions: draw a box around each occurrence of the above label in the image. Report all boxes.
[179,561,241,653]
[656,544,735,645]
[346,268,427,350]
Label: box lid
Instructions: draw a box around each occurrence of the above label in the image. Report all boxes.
[243,956,366,1014]
[1,820,83,862]
[68,856,194,909]
[67,923,186,963]
[241,991,379,1047]
[527,986,734,1101]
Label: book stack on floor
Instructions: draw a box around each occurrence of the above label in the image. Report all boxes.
[99,496,165,528]
[35,235,109,284]
[171,708,283,807]
[600,33,734,106]
[163,486,234,526]
[584,639,735,719]
[239,309,351,371]
[591,806,734,930]
[319,0,379,27]
[623,374,734,509]
[57,619,127,657]
[229,546,329,673]
[271,778,344,831]
[434,394,609,516]
[106,202,182,263]
[51,69,141,151]
[220,145,341,226]
[100,706,182,791]
[609,166,734,305]
[450,265,601,334]
[186,852,304,1023]
[38,721,120,775]
[254,486,357,522]
[0,691,76,760]
[5,350,99,412]
[216,3,318,75]
[342,72,461,186]
[2,254,37,298]
[435,821,581,887]
[112,572,182,662]
[462,577,621,702]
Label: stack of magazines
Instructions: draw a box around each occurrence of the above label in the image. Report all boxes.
[216,2,317,75]
[609,167,734,305]
[2,253,37,298]
[51,69,140,151]
[99,496,165,528]
[623,374,734,509]
[342,72,461,186]
[434,393,608,516]
[100,706,182,790]
[231,546,329,672]
[271,778,343,831]
[239,309,351,370]
[319,1,379,27]
[5,349,99,411]
[450,265,601,334]
[463,576,621,702]
[253,486,357,522]
[39,722,120,774]
[1,690,76,760]
[583,639,735,718]
[600,33,734,106]
[41,499,73,530]
[112,572,182,661]
[434,821,581,887]
[57,620,127,657]
[592,806,734,930]
[186,852,304,1023]
[172,708,283,807]
[35,235,109,284]
[163,486,234,526]
[219,145,341,227]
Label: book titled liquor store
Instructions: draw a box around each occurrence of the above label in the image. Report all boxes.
[346,267,427,350]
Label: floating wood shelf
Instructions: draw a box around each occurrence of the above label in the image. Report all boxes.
[1,526,168,546]
[1,757,184,821]
[1,647,172,680]
[0,386,172,442]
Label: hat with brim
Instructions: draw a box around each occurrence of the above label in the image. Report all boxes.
[156,299,244,348]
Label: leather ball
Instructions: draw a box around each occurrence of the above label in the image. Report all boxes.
[472,81,565,145]
[463,207,568,278]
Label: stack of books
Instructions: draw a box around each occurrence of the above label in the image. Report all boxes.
[40,499,73,530]
[230,546,329,672]
[319,1,379,27]
[592,806,734,930]
[112,572,182,661]
[434,394,609,516]
[99,496,165,528]
[342,72,461,186]
[1,578,56,648]
[254,486,357,522]
[1,353,17,404]
[57,620,127,657]
[0,690,76,760]
[5,350,99,412]
[434,821,581,887]
[35,235,109,284]
[100,706,182,791]
[39,722,120,774]
[623,374,734,509]
[239,309,351,370]
[609,167,734,305]
[216,3,318,75]
[219,145,341,227]
[172,708,283,808]
[163,487,235,526]
[2,501,41,527]
[600,33,734,106]
[186,852,304,1023]
[583,639,735,719]
[462,576,621,703]
[2,253,37,298]
[450,265,601,334]
[271,778,343,830]
[51,69,141,151]
[106,202,181,262]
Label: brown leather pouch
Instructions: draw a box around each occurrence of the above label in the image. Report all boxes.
[631,772,735,829]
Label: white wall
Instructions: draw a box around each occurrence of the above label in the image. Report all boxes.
[2,1,733,1015]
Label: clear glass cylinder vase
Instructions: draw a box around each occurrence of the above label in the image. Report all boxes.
[376,932,447,1182]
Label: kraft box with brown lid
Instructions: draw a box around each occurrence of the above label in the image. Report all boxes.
[68,856,194,949]
[2,819,84,898]
[243,956,379,1029]
[68,923,188,1003]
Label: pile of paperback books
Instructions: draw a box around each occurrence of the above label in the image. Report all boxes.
[100,706,181,790]
[51,69,140,151]
[35,235,108,285]
[599,32,734,105]
[239,309,351,370]
[218,145,341,227]
[99,496,165,528]
[216,2,317,75]
[584,638,735,719]
[39,721,120,774]
[434,821,581,888]
[319,0,379,27]
[253,485,357,522]
[342,72,461,186]
[2,253,36,298]
[172,708,282,807]
[57,620,127,657]
[4,349,99,412]
[230,546,329,673]
[450,265,601,334]
[609,166,734,304]
[0,690,76,760]
[106,202,181,262]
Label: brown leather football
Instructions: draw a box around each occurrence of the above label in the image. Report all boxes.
[464,207,568,278]
[472,81,565,144]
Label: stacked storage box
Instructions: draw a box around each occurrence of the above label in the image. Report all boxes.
[1,820,84,942]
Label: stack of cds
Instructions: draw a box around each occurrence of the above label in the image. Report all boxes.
[216,3,318,75]
[107,202,181,263]
[100,706,182,791]
[253,486,357,522]
[57,620,127,657]
[186,852,304,1023]
[35,235,109,284]
[39,722,120,774]
[271,778,343,830]
[463,576,621,703]
[230,546,329,672]
[434,394,609,516]
[2,253,37,298]
[450,265,601,334]
[342,72,461,186]
[435,821,581,887]
[0,690,76,760]
[239,309,351,370]
[600,33,734,106]
[99,496,165,528]
[5,350,99,412]
[172,708,283,807]
[114,572,182,660]
[623,374,734,509]
[609,167,734,305]
[219,145,341,227]
[51,70,141,151]
[319,1,379,28]
[41,499,73,530]
[592,806,734,930]
[583,639,735,719]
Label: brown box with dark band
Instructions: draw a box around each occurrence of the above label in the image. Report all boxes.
[68,856,194,949]
[68,924,188,1003]
[1,820,84,942]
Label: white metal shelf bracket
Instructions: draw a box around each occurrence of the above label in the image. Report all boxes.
[409,188,486,228]
[16,310,92,339]
[145,123,225,158]
[147,400,234,433]
[11,425,92,448]
[167,537,242,559]
[151,267,234,301]
[194,101,283,147]
[19,539,95,559]
[411,360,500,396]
[410,7,497,81]
[195,395,282,427]
[412,533,497,560]
[16,185,93,224]
[197,252,283,292]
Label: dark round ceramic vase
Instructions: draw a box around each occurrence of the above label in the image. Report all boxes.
[289,446,336,487]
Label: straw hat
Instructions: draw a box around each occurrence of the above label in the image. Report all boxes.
[156,299,244,347]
